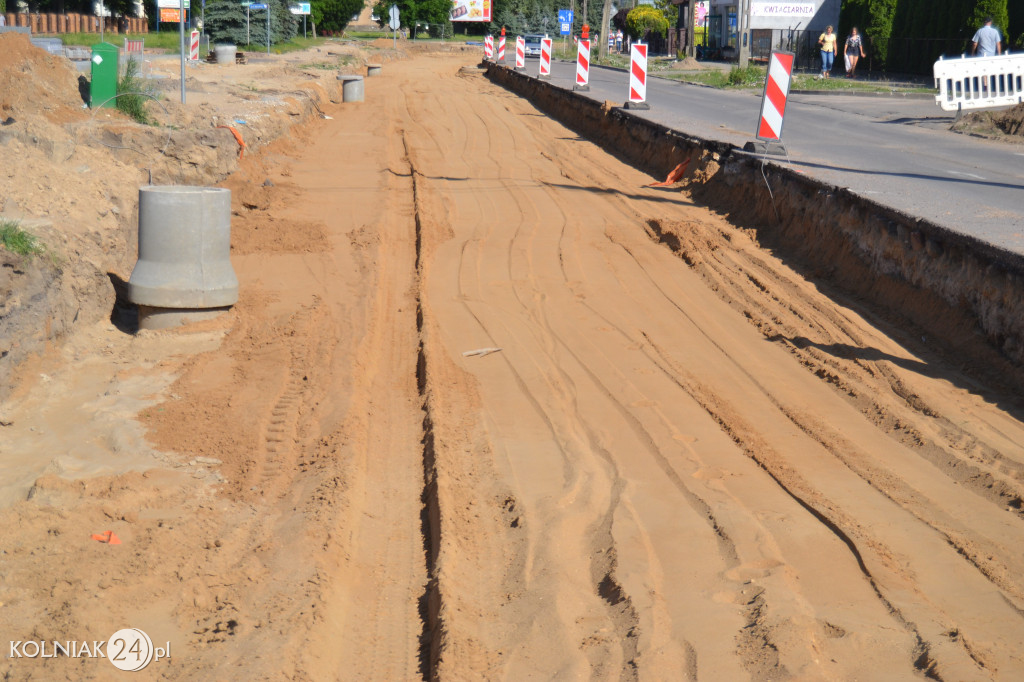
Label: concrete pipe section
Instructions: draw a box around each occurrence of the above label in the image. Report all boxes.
[214,44,236,65]
[127,186,239,330]
[337,74,364,102]
[366,64,382,77]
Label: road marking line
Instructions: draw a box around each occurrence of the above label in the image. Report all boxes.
[947,170,986,180]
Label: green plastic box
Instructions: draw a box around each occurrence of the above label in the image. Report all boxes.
[90,42,119,108]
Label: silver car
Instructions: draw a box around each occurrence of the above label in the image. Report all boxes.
[523,34,544,58]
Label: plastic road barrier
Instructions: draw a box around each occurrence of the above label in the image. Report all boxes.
[484,35,493,61]
[124,37,144,74]
[628,43,648,108]
[498,35,505,63]
[189,31,199,61]
[574,38,590,91]
[934,53,1024,112]
[539,37,552,79]
[515,36,525,70]
[756,50,794,141]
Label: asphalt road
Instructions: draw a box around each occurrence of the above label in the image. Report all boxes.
[519,59,1024,255]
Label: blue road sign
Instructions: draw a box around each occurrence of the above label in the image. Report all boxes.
[558,9,573,36]
[250,3,268,8]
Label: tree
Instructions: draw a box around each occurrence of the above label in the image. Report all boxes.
[865,0,897,67]
[373,0,450,32]
[205,0,295,46]
[204,0,250,45]
[313,0,366,34]
[969,0,1008,36]
[625,5,667,41]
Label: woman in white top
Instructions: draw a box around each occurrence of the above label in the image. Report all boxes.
[844,27,866,78]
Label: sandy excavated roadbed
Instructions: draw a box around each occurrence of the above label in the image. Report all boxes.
[2,52,1024,680]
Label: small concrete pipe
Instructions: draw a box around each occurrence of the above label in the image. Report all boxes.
[337,74,364,102]
[366,64,382,77]
[214,44,236,64]
[127,186,239,330]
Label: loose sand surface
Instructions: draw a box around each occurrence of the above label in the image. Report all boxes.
[2,44,1024,681]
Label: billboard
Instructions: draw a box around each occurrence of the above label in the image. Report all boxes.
[450,0,491,22]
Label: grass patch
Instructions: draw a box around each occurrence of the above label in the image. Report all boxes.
[790,74,934,93]
[0,220,45,258]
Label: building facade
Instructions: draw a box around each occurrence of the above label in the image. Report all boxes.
[705,0,840,56]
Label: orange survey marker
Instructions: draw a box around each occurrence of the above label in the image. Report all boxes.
[91,530,122,545]
[216,125,247,158]
[648,159,691,187]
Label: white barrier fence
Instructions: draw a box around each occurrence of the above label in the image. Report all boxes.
[934,53,1024,112]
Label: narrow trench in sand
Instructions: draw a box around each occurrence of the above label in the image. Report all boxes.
[408,132,443,681]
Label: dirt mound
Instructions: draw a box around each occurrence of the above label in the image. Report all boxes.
[0,33,87,125]
[992,102,1024,135]
[953,102,1024,139]
[671,56,704,70]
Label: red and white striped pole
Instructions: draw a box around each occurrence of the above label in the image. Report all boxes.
[756,51,795,143]
[484,35,494,61]
[625,43,649,109]
[539,36,552,80]
[515,36,525,70]
[189,30,200,61]
[498,28,506,63]
[574,39,591,91]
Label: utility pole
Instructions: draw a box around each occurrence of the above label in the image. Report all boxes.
[738,0,751,67]
[685,1,696,58]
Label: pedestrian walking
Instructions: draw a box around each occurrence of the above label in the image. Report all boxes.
[971,16,1002,57]
[844,27,866,78]
[817,25,838,79]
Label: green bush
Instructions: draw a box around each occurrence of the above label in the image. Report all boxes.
[625,6,668,41]
[116,58,152,125]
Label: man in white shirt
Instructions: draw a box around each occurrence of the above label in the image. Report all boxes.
[971,16,1002,57]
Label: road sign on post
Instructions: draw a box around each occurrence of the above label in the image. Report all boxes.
[247,3,270,54]
[389,5,400,49]
[558,9,572,36]
[290,3,310,39]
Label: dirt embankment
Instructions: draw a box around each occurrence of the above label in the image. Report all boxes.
[483,63,1024,380]
[0,33,371,400]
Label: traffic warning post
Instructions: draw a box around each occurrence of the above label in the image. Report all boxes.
[625,43,649,109]
[539,36,552,80]
[574,38,591,91]
[484,35,494,61]
[498,34,506,63]
[515,36,526,71]
[755,51,794,143]
[188,30,199,61]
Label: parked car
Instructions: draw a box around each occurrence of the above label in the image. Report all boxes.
[523,34,544,57]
